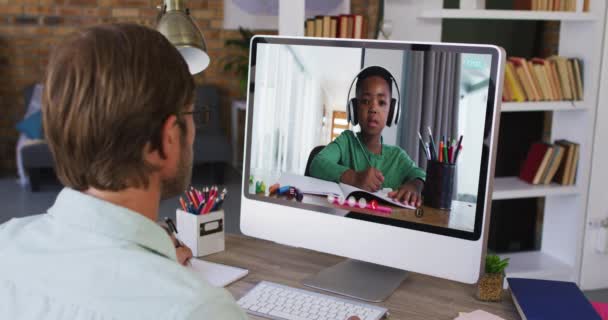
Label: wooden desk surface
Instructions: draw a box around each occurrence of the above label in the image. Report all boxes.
[205,234,519,320]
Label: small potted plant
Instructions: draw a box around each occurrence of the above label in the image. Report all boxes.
[476,254,509,302]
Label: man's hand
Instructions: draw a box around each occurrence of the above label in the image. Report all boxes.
[175,245,193,266]
[169,233,193,266]
[388,179,424,207]
[341,168,384,192]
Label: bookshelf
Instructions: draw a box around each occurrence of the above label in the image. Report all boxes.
[409,1,604,289]
[277,0,607,288]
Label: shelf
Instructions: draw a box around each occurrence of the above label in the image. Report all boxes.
[492,177,580,200]
[419,9,598,21]
[419,9,597,21]
[501,101,585,112]
[499,251,575,287]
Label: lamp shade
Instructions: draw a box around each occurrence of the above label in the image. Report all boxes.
[157,2,210,74]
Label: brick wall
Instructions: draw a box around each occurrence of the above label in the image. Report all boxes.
[0,0,374,176]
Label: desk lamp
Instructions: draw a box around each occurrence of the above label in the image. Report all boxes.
[156,0,210,74]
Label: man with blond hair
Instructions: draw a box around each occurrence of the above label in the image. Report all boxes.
[0,23,247,319]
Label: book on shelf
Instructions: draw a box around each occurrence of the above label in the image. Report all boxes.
[502,56,584,103]
[353,14,365,39]
[504,62,527,102]
[519,142,552,184]
[514,0,590,12]
[330,17,337,39]
[322,16,331,38]
[305,19,315,37]
[519,140,579,185]
[337,15,350,38]
[553,140,580,185]
[313,16,323,37]
[304,14,367,39]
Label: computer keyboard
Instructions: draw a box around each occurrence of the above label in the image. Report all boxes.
[237,281,388,320]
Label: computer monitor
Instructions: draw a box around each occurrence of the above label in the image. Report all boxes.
[240,36,504,302]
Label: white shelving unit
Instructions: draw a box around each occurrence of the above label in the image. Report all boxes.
[501,101,585,112]
[278,0,607,289]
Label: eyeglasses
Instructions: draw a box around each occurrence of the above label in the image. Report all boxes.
[179,107,210,128]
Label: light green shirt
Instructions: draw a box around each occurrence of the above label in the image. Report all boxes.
[310,130,426,190]
[0,188,247,320]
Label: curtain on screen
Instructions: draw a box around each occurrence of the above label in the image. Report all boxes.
[397,51,461,170]
[250,45,324,176]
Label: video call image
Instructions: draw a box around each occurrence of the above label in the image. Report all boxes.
[247,43,492,233]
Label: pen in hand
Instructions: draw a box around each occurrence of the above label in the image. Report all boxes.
[164,217,192,266]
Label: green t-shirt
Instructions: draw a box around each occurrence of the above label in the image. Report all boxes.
[309,130,426,190]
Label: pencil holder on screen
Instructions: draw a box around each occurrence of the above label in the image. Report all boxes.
[176,209,225,257]
[422,160,455,210]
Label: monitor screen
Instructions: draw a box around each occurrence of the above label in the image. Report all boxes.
[243,37,500,241]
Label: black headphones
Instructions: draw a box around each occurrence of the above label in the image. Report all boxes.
[346,66,401,127]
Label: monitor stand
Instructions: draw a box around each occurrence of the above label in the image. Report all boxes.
[302,259,408,302]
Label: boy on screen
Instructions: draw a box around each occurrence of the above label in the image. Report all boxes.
[309,66,426,207]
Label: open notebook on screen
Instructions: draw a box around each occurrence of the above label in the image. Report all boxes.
[278,173,415,210]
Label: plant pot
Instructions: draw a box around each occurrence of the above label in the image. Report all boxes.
[476,273,504,302]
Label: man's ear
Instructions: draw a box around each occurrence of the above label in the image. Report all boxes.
[160,114,181,159]
[144,115,181,168]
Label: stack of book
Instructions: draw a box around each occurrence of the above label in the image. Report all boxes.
[503,56,584,102]
[519,140,580,185]
[304,14,367,39]
[514,0,590,11]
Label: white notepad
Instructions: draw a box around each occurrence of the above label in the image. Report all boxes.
[188,259,249,287]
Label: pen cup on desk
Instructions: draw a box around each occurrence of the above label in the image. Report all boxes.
[176,209,225,257]
[423,160,455,210]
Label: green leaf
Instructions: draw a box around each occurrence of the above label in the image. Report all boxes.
[485,254,510,274]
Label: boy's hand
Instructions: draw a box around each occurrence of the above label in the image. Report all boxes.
[341,168,384,192]
[388,179,424,207]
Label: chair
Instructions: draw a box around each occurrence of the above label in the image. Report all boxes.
[18,84,55,191]
[304,145,326,177]
[191,85,232,184]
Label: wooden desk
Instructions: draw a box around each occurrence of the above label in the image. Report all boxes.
[206,235,519,320]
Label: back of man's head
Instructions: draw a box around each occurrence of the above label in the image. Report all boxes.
[43,23,194,191]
